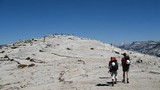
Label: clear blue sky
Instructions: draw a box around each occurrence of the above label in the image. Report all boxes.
[0,0,160,45]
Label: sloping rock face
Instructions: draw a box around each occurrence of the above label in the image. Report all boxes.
[0,35,160,90]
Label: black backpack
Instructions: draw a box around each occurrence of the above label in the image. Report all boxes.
[110,60,118,71]
[124,55,130,65]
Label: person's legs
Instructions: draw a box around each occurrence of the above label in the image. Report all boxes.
[126,65,130,83]
[111,72,115,86]
[112,78,114,86]
[122,71,125,83]
[111,71,118,86]
[126,72,129,83]
[115,71,117,84]
[122,66,126,82]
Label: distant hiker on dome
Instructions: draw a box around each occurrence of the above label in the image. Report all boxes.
[121,53,131,83]
[108,57,118,86]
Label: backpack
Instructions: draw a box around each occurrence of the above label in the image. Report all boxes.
[124,55,130,65]
[109,57,118,71]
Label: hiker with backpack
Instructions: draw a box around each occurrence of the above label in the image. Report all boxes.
[108,57,118,86]
[121,53,130,83]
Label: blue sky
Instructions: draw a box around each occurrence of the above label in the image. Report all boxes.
[0,0,160,45]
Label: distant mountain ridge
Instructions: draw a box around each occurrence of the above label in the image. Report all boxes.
[0,44,7,49]
[119,40,160,57]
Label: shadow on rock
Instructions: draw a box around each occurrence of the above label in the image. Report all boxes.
[99,77,110,79]
[96,83,109,86]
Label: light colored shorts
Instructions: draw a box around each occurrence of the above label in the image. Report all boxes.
[111,71,117,80]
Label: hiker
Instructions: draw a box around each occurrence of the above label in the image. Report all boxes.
[121,53,130,83]
[108,57,118,86]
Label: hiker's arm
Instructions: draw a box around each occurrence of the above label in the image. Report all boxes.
[121,58,124,66]
[108,61,111,69]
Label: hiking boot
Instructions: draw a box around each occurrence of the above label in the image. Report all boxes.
[112,82,114,86]
[112,79,114,86]
[122,79,125,83]
[127,78,129,83]
[114,82,117,84]
[114,78,117,84]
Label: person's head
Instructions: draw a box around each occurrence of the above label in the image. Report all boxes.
[111,57,116,61]
[122,53,126,56]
